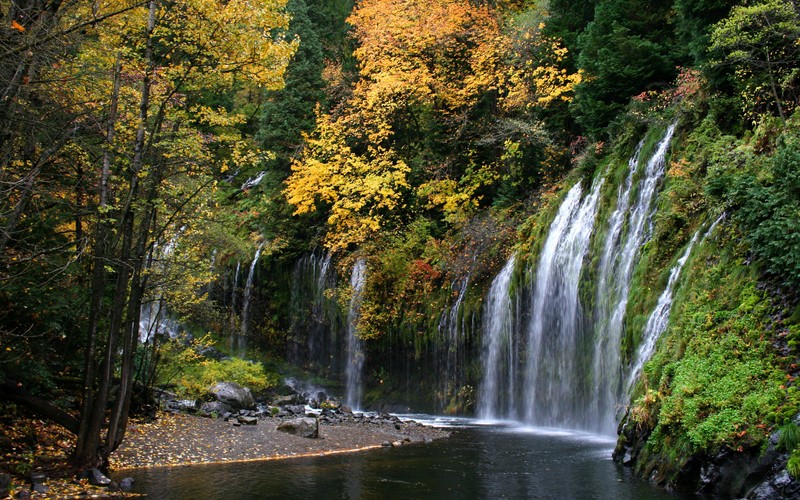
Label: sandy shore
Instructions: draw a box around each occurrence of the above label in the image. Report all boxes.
[110,412,450,470]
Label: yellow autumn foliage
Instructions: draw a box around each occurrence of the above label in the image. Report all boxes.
[285,112,410,251]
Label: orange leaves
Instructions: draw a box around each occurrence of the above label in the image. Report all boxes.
[11,20,25,32]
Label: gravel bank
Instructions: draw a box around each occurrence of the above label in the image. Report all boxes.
[110,412,450,469]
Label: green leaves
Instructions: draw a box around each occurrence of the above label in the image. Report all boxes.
[709,0,800,124]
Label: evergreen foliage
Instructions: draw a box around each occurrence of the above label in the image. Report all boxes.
[574,0,679,136]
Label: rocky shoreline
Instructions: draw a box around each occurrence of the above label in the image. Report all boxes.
[110,380,450,469]
[0,380,450,498]
[110,409,450,470]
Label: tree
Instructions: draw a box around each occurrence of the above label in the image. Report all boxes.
[0,0,295,470]
[574,0,678,136]
[258,0,326,172]
[709,0,800,126]
[284,111,410,251]
[673,0,737,65]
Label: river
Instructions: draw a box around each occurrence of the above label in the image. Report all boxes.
[115,416,682,499]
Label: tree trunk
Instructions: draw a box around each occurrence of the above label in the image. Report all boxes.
[72,0,157,468]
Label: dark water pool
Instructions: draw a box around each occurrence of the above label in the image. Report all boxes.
[114,418,681,499]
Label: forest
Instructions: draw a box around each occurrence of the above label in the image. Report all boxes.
[1,0,799,496]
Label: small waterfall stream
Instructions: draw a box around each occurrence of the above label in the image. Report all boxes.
[229,260,241,333]
[477,254,517,420]
[436,272,471,412]
[289,252,340,375]
[139,230,182,342]
[237,242,264,356]
[626,214,724,392]
[345,258,367,410]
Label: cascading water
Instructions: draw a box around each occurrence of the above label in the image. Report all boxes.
[237,242,264,356]
[289,252,340,375]
[139,230,183,342]
[229,260,241,332]
[139,298,179,342]
[435,272,471,412]
[523,176,604,429]
[589,141,643,423]
[626,214,724,392]
[588,123,677,432]
[477,254,517,420]
[475,124,680,434]
[345,258,367,410]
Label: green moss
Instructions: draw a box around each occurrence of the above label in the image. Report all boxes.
[631,226,793,481]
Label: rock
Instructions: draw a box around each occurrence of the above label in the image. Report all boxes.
[0,473,10,498]
[381,441,392,447]
[276,417,319,438]
[237,415,258,425]
[209,382,255,410]
[81,468,111,486]
[119,477,135,492]
[197,345,225,360]
[29,472,47,494]
[15,488,30,498]
[199,400,232,417]
[284,404,306,415]
[271,394,299,406]
[167,399,199,413]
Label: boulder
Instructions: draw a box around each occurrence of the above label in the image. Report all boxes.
[272,394,300,406]
[166,399,198,413]
[208,382,255,410]
[237,415,258,425]
[284,404,306,415]
[276,417,319,438]
[119,478,135,492]
[199,400,232,417]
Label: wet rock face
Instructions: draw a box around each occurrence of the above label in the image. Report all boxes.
[208,382,256,410]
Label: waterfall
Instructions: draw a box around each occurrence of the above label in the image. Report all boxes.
[589,141,644,420]
[477,254,517,420]
[523,175,604,429]
[345,258,367,410]
[436,272,471,412]
[588,123,677,433]
[237,242,264,356]
[139,229,183,342]
[290,252,339,374]
[229,260,241,334]
[139,297,179,342]
[626,215,724,392]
